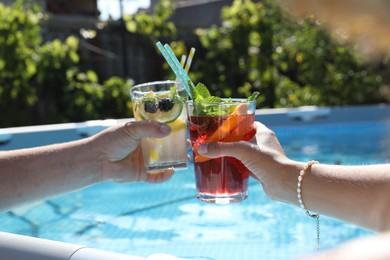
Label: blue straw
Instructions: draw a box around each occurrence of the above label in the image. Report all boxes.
[156,42,181,79]
[155,42,193,99]
[163,44,195,89]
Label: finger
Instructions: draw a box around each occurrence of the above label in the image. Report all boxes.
[253,121,286,155]
[249,171,260,181]
[124,120,171,141]
[253,121,269,131]
[253,121,278,143]
[145,168,175,183]
[197,141,255,161]
[196,122,265,159]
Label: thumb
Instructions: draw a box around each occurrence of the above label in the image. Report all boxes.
[124,120,171,141]
[197,141,254,161]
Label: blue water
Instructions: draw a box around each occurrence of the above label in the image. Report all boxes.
[1,121,388,259]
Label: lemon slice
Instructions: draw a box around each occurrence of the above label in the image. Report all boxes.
[137,99,183,124]
[150,150,159,161]
[168,118,186,132]
[133,103,142,121]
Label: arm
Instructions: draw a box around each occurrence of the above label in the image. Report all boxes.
[198,122,390,231]
[0,120,173,212]
[273,160,390,231]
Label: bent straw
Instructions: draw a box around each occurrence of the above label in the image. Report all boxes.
[163,44,195,95]
[156,42,193,99]
[184,47,195,73]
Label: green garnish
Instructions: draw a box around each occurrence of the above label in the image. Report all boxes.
[136,99,183,123]
[247,91,260,101]
[137,88,184,123]
[190,83,259,116]
[170,86,178,97]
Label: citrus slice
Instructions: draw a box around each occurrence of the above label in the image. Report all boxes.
[168,118,186,132]
[133,103,142,121]
[136,99,183,124]
[220,115,254,142]
[207,104,248,142]
[195,154,213,163]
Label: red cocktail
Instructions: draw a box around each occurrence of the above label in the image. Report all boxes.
[186,100,256,204]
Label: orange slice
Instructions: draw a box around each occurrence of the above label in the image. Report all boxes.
[207,104,248,142]
[194,154,212,163]
[221,115,254,142]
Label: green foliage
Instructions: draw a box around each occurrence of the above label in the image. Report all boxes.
[196,0,385,107]
[0,0,133,127]
[1,0,387,127]
[62,69,133,122]
[0,0,42,125]
[123,0,187,80]
[124,0,176,39]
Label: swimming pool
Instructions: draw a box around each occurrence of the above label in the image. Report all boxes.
[1,105,389,259]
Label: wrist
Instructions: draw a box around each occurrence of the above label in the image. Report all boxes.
[267,159,306,205]
[84,135,106,183]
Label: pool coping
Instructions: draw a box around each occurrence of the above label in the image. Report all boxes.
[1,103,390,136]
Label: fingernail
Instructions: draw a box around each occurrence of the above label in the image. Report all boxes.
[159,124,171,134]
[197,144,208,154]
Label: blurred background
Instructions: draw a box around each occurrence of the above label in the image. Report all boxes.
[0,0,389,127]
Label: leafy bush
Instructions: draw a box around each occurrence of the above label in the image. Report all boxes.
[0,0,133,127]
[195,0,385,107]
[0,0,387,127]
[123,0,187,80]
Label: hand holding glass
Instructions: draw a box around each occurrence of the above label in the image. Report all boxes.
[130,80,188,173]
[186,99,256,204]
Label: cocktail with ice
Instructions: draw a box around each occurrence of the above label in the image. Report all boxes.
[130,80,188,172]
[186,96,257,204]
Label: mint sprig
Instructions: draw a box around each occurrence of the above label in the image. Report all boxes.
[191,82,259,116]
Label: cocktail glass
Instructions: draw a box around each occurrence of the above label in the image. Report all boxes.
[130,80,188,173]
[186,99,256,204]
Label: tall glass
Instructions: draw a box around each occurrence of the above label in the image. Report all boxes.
[186,99,256,204]
[130,80,188,173]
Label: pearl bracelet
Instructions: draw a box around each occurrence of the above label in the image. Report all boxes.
[297,160,320,249]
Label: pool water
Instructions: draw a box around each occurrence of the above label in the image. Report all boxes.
[1,121,388,259]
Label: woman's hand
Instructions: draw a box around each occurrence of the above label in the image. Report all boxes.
[93,120,175,184]
[197,121,301,202]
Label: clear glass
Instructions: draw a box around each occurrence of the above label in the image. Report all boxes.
[130,80,188,173]
[186,99,256,204]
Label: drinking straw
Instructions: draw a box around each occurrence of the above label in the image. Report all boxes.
[175,55,186,83]
[180,55,186,68]
[156,42,194,99]
[156,42,193,99]
[184,47,195,73]
[163,44,194,85]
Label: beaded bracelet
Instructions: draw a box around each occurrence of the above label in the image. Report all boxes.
[297,160,320,250]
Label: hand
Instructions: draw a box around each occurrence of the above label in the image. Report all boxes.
[197,121,297,201]
[92,120,175,184]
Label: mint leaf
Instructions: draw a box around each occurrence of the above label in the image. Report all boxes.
[191,82,211,102]
[247,91,260,101]
[170,86,178,97]
[190,82,255,116]
[204,96,222,103]
[194,83,211,100]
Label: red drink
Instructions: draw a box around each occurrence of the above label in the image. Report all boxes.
[187,107,256,204]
